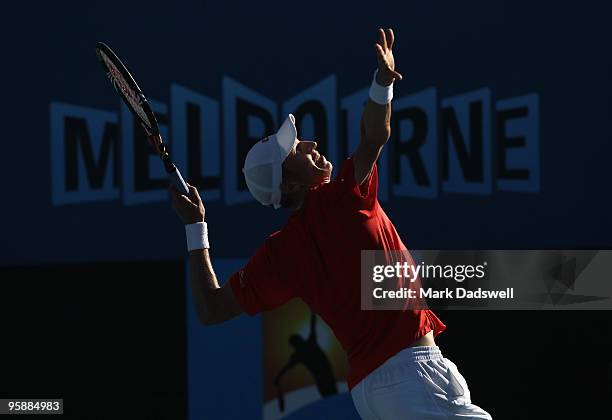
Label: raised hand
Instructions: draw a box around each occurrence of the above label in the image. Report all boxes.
[375,28,403,86]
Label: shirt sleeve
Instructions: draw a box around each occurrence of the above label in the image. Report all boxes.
[229,232,297,316]
[336,157,378,211]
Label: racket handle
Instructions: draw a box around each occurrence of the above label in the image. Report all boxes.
[169,167,189,195]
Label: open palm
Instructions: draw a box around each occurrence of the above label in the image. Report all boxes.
[375,28,403,86]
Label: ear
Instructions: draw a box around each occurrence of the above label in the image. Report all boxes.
[280,180,301,194]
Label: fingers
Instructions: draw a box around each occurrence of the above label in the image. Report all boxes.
[168,184,193,205]
[168,183,205,224]
[176,195,194,207]
[392,70,403,80]
[387,28,394,49]
[375,43,384,58]
[378,28,387,50]
[186,183,204,204]
[187,183,199,196]
[378,28,395,50]
[168,183,203,204]
[169,192,194,210]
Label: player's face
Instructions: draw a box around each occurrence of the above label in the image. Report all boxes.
[282,140,333,187]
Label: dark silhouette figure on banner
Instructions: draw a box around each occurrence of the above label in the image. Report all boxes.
[274,312,338,411]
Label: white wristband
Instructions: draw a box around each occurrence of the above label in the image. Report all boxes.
[369,70,393,104]
[185,222,209,251]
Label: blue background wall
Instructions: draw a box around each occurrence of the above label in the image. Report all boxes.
[2,0,611,265]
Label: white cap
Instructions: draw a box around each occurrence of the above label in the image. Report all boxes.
[243,114,298,209]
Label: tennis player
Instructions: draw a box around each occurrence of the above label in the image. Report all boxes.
[170,28,492,419]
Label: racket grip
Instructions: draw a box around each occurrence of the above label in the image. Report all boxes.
[170,167,189,195]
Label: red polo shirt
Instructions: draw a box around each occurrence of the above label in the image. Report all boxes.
[230,157,446,389]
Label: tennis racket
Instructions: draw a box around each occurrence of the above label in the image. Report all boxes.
[95,42,189,195]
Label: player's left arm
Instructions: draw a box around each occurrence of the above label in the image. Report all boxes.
[353,28,403,185]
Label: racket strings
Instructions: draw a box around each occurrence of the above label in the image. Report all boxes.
[100,52,152,128]
[96,43,182,182]
[144,131,169,160]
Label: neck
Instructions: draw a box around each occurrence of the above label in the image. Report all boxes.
[281,189,306,211]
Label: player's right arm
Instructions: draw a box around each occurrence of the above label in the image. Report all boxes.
[352,28,403,185]
[188,249,243,325]
[170,185,243,325]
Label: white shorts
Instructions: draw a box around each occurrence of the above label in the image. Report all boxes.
[351,346,492,419]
